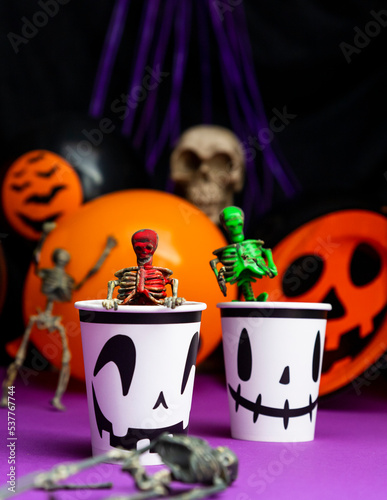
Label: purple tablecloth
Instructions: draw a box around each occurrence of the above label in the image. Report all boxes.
[1,366,387,499]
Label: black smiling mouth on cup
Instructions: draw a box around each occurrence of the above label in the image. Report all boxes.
[228,384,317,430]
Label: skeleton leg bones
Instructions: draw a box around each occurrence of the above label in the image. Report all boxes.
[1,317,36,407]
[51,321,71,411]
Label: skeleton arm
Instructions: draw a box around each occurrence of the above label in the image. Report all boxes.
[171,277,179,299]
[121,451,171,496]
[102,279,121,310]
[2,449,124,497]
[32,222,57,275]
[261,248,277,277]
[74,236,117,290]
[164,278,185,309]
[210,257,227,296]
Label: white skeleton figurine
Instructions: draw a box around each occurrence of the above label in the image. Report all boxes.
[170,125,245,224]
[1,223,116,410]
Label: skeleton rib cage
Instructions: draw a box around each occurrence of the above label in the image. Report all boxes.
[115,266,174,304]
[212,239,268,284]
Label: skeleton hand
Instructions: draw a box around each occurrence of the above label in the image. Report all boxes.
[134,469,171,495]
[218,268,227,296]
[268,263,278,277]
[263,262,278,278]
[102,298,119,310]
[163,296,185,309]
[261,248,278,278]
[42,222,57,234]
[106,235,118,250]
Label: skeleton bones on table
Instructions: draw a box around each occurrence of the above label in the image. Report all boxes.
[5,434,238,500]
[102,229,185,310]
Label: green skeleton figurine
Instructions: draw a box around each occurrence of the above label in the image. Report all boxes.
[210,206,277,301]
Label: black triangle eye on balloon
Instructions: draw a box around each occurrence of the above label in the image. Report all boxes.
[281,255,324,298]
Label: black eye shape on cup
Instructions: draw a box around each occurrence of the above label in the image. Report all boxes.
[94,335,136,396]
[181,332,199,394]
[312,331,321,382]
[238,328,252,382]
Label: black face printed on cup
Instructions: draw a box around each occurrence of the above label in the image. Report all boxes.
[92,332,199,451]
[230,329,322,429]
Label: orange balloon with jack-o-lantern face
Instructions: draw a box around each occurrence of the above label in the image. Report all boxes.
[258,209,387,396]
[1,150,83,240]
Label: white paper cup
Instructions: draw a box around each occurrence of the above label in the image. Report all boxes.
[75,300,206,465]
[219,301,331,442]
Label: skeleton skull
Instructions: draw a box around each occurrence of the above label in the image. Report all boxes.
[131,229,158,266]
[170,125,245,223]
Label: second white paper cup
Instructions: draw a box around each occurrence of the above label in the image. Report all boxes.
[219,301,331,442]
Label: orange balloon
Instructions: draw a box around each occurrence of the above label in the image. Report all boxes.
[2,150,83,240]
[22,189,235,379]
[257,209,387,396]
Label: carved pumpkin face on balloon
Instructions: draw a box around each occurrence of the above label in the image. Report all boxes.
[259,210,387,396]
[1,150,83,240]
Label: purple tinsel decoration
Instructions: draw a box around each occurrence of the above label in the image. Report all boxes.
[89,0,130,118]
[89,0,301,220]
[121,0,161,137]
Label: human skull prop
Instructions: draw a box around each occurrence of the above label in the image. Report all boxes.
[170,125,245,223]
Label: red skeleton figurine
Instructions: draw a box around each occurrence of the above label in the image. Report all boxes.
[102,229,185,310]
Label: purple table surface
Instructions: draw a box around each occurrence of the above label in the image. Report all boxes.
[1,366,387,500]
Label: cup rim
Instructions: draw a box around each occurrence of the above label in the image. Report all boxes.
[217,301,332,311]
[74,299,207,313]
